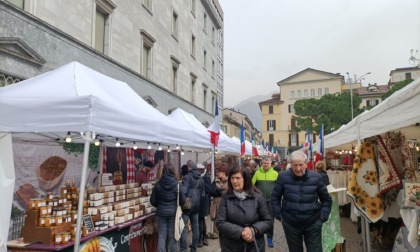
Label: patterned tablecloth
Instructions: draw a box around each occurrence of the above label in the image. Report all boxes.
[322,187,346,252]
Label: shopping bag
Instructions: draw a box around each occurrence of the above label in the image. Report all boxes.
[174,205,185,241]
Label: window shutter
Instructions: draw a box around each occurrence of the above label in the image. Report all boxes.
[288,105,291,113]
[267,121,269,131]
[296,134,299,147]
[273,120,276,131]
[288,134,291,147]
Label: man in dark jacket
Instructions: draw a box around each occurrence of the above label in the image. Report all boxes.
[271,150,332,252]
[180,160,205,252]
[197,163,211,247]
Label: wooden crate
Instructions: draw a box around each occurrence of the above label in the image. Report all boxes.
[22,210,72,244]
[332,239,346,252]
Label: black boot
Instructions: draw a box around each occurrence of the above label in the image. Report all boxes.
[202,237,208,246]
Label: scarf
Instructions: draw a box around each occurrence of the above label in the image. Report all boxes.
[233,190,247,201]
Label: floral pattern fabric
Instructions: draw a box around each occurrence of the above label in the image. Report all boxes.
[322,191,344,252]
[347,141,385,223]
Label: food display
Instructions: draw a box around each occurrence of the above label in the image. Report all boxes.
[22,180,155,245]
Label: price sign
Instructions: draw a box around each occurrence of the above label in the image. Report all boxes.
[83,214,95,233]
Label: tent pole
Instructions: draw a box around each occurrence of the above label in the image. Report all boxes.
[74,131,92,252]
[211,146,215,183]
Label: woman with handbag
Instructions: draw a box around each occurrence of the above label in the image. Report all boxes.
[209,163,229,240]
[216,165,272,252]
[151,163,185,252]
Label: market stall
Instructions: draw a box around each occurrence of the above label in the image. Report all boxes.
[323,77,420,251]
[0,62,207,252]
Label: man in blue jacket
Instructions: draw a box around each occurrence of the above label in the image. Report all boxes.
[180,160,205,252]
[271,150,332,252]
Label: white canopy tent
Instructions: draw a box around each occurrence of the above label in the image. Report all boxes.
[231,136,253,156]
[0,62,200,252]
[167,108,241,155]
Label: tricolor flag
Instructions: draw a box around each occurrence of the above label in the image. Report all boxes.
[252,135,259,157]
[315,124,324,164]
[260,139,265,155]
[240,119,246,156]
[207,100,220,147]
[305,130,313,170]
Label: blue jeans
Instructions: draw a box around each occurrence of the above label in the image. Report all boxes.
[282,219,323,252]
[156,215,178,252]
[180,212,199,252]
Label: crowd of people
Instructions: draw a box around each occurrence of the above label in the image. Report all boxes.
[148,150,332,252]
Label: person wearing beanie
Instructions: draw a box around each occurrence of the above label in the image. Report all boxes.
[136,160,154,187]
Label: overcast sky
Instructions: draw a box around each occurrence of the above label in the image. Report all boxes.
[219,0,420,107]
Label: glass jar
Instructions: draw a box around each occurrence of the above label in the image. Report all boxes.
[39,206,48,216]
[44,215,52,227]
[46,192,54,201]
[55,215,62,226]
[70,224,77,237]
[61,232,69,244]
[38,216,46,227]
[82,226,89,237]
[61,186,67,197]
[50,215,56,226]
[71,211,77,222]
[54,233,62,245]
[29,199,36,210]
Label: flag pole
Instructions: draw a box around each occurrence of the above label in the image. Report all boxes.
[211,145,215,183]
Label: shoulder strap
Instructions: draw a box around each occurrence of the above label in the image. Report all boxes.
[177,183,180,206]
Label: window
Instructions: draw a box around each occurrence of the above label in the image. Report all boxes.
[318,88,322,96]
[288,104,295,113]
[143,0,152,12]
[171,56,180,94]
[211,96,215,114]
[203,50,207,69]
[222,125,227,133]
[140,30,156,79]
[367,99,379,106]
[267,120,276,131]
[190,0,196,16]
[311,89,315,96]
[289,133,298,147]
[290,118,296,130]
[172,10,178,39]
[406,72,412,80]
[211,60,215,78]
[269,134,274,146]
[203,86,207,110]
[304,89,308,97]
[7,0,24,9]
[297,90,302,97]
[212,26,216,45]
[191,34,196,58]
[324,88,329,94]
[290,91,295,98]
[203,12,207,33]
[95,0,116,54]
[268,105,273,114]
[190,73,197,103]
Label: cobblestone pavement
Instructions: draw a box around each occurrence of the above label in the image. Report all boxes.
[189,216,392,252]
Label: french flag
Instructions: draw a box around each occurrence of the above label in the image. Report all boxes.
[207,100,220,147]
[252,135,259,157]
[315,124,324,164]
[305,130,313,170]
[240,119,245,156]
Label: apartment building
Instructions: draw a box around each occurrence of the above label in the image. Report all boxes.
[222,108,256,141]
[260,68,344,157]
[388,67,420,88]
[0,0,224,123]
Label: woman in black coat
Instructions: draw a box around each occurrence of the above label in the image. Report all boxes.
[315,161,330,186]
[216,165,272,252]
[150,163,185,252]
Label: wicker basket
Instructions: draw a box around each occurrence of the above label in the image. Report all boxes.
[36,156,67,191]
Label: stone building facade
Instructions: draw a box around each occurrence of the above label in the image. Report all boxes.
[0,0,224,124]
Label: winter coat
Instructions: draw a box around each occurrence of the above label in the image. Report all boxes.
[150,173,186,217]
[209,177,228,198]
[199,172,211,217]
[216,190,272,252]
[271,169,332,225]
[181,169,205,214]
[318,170,330,186]
[251,167,278,202]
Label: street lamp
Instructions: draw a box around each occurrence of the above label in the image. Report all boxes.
[346,72,371,119]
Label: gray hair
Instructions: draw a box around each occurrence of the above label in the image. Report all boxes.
[187,160,197,170]
[263,157,271,162]
[288,150,307,163]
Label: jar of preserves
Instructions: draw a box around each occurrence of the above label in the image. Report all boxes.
[61,186,67,197]
[46,205,52,215]
[46,192,54,201]
[82,226,89,237]
[44,215,52,227]
[62,215,67,224]
[70,224,77,236]
[39,206,48,216]
[29,199,36,210]
[55,215,62,226]
[38,216,46,227]
[50,215,56,226]
[61,232,69,244]
[54,233,62,245]
[71,211,77,222]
